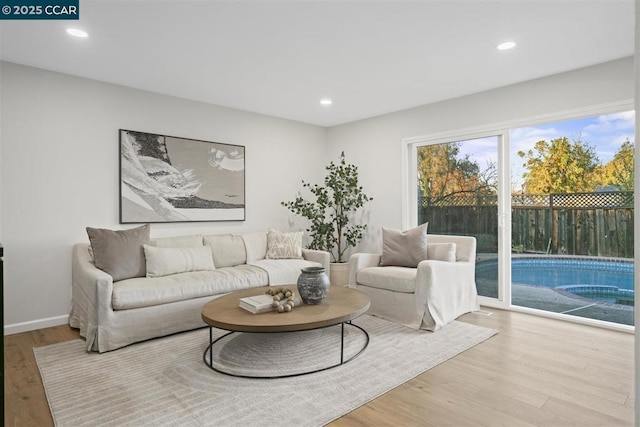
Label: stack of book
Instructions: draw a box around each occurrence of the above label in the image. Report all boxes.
[238,294,274,314]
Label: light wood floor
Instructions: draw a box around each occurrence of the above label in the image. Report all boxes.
[4,308,635,426]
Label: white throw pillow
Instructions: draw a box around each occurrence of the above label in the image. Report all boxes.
[266,229,303,259]
[203,234,247,268]
[238,231,268,262]
[143,245,215,278]
[427,243,457,262]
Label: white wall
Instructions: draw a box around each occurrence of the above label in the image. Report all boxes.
[1,56,635,332]
[0,61,326,331]
[326,57,635,253]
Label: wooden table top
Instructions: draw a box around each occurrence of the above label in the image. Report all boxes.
[201,285,371,333]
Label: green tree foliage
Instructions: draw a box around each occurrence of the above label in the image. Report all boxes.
[598,139,634,190]
[418,142,497,205]
[517,137,601,193]
[281,152,373,263]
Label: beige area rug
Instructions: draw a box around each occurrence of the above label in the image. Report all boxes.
[34,315,497,427]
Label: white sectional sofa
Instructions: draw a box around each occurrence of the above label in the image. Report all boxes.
[70,230,329,352]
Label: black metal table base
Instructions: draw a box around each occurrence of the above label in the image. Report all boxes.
[203,322,369,379]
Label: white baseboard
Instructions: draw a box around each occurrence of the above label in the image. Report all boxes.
[4,314,69,335]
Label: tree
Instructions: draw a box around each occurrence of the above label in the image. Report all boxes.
[281,152,373,263]
[418,142,496,205]
[599,139,634,190]
[517,137,600,193]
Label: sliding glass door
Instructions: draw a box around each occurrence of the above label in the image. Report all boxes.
[509,112,635,326]
[416,136,501,300]
[409,108,634,328]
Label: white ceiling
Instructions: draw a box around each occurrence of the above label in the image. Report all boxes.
[0,0,635,127]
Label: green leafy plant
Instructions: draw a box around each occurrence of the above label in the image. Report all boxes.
[282,152,373,263]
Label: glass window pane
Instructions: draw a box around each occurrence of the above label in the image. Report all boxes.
[510,111,635,326]
[417,136,499,299]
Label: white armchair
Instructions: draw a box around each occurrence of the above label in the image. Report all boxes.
[348,234,479,331]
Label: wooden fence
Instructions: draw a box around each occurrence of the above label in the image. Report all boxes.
[419,191,634,258]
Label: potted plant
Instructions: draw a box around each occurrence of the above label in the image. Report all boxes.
[282,152,373,285]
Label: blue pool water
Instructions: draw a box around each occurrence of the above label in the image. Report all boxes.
[476,257,634,305]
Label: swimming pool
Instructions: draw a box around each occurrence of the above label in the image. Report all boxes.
[476,257,634,306]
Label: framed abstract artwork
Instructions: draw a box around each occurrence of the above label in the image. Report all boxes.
[119,129,245,223]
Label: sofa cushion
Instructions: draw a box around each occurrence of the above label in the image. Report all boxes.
[143,245,215,277]
[266,229,303,259]
[380,223,429,268]
[428,243,457,262]
[149,234,203,248]
[204,234,247,268]
[249,259,322,285]
[356,266,416,294]
[112,265,268,310]
[240,231,268,262]
[86,224,150,282]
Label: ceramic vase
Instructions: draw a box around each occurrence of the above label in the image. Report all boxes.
[297,266,330,304]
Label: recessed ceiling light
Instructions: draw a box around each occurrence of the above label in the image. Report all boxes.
[66,28,88,38]
[497,41,516,50]
[320,98,332,106]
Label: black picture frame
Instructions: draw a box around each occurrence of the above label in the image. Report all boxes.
[119,129,245,223]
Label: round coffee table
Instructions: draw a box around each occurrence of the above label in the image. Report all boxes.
[201,285,371,378]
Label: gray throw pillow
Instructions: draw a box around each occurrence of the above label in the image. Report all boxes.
[86,224,150,281]
[380,223,429,268]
